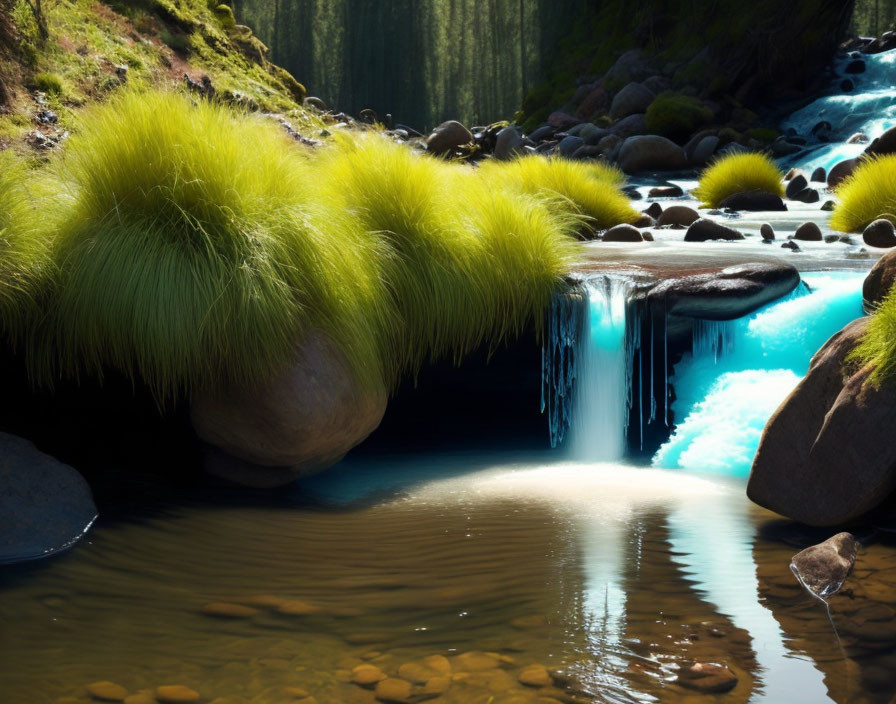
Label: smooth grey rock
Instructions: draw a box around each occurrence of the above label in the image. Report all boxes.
[609,82,655,120]
[610,113,647,139]
[494,126,524,160]
[690,135,719,165]
[526,125,554,142]
[643,202,663,219]
[648,185,684,198]
[684,218,745,242]
[828,158,860,187]
[618,135,686,173]
[792,187,820,203]
[794,221,823,241]
[558,135,585,158]
[0,433,97,564]
[425,120,472,155]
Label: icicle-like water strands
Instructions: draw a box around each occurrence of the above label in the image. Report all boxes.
[568,277,634,462]
[692,320,736,363]
[542,287,585,448]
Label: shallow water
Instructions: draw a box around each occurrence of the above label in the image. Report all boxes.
[3,453,896,704]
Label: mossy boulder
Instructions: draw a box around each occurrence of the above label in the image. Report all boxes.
[645,92,713,142]
[212,3,236,29]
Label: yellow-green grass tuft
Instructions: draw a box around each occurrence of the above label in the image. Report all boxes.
[34,90,387,403]
[0,151,55,342]
[314,135,578,383]
[476,155,638,236]
[848,287,896,384]
[830,155,896,233]
[694,152,785,207]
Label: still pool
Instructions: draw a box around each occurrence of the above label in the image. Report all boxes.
[2,454,895,704]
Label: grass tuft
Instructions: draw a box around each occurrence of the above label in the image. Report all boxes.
[830,155,896,233]
[694,152,785,207]
[848,287,896,383]
[476,155,638,236]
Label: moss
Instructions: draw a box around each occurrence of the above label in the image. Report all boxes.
[31,71,63,94]
[212,3,235,29]
[644,92,713,141]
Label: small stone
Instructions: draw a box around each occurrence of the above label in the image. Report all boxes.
[792,532,858,599]
[847,132,868,144]
[794,221,823,241]
[373,678,413,703]
[760,223,775,241]
[792,188,820,203]
[602,224,643,242]
[643,202,663,219]
[656,205,699,227]
[423,676,451,696]
[785,174,808,199]
[426,120,472,155]
[397,662,436,685]
[122,694,154,704]
[154,686,200,704]
[421,655,451,675]
[784,167,800,180]
[202,602,259,618]
[824,234,841,243]
[352,664,388,686]
[454,651,502,672]
[845,59,866,74]
[811,167,827,183]
[828,158,860,187]
[781,240,801,251]
[821,200,836,211]
[675,662,737,693]
[87,682,129,702]
[518,664,553,687]
[276,600,320,616]
[863,218,896,248]
[684,218,744,242]
[647,185,684,198]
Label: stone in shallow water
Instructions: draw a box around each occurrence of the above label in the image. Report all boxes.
[0,432,97,564]
[794,221,823,241]
[423,676,451,695]
[518,664,552,687]
[785,174,808,199]
[154,686,200,704]
[718,190,787,211]
[674,662,738,693]
[373,678,412,703]
[760,223,775,241]
[683,218,744,242]
[352,664,387,686]
[863,218,896,248]
[201,602,259,618]
[643,202,663,219]
[454,651,503,672]
[86,681,129,701]
[791,532,857,599]
[656,205,699,227]
[602,224,643,242]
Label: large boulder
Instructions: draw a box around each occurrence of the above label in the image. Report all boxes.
[863,247,896,311]
[609,82,655,121]
[425,120,472,155]
[790,532,857,599]
[647,262,800,319]
[0,433,97,564]
[618,135,686,173]
[191,330,387,487]
[748,317,896,526]
[865,125,896,157]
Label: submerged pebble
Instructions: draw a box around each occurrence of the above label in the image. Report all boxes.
[86,682,129,701]
[154,685,200,704]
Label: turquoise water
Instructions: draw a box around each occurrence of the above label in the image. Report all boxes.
[653,271,865,476]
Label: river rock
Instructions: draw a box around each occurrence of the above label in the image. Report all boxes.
[845,59,866,74]
[87,682,129,701]
[494,126,524,160]
[618,135,686,173]
[811,167,827,183]
[656,205,699,227]
[684,218,744,242]
[847,132,869,144]
[596,133,622,158]
[749,317,896,525]
[558,135,584,158]
[547,111,581,130]
[155,686,200,704]
[863,247,896,310]
[191,330,387,487]
[0,433,97,564]
[718,190,787,211]
[604,49,653,86]
[518,664,552,687]
[828,157,860,187]
[792,188,820,203]
[646,262,799,319]
[569,122,606,145]
[690,135,719,165]
[760,223,775,241]
[425,120,472,155]
[643,202,663,219]
[609,113,647,139]
[675,663,738,694]
[785,174,808,199]
[609,82,654,120]
[648,185,684,198]
[352,664,387,686]
[794,222,823,241]
[526,125,554,142]
[602,224,643,242]
[867,126,896,157]
[863,218,896,248]
[790,532,857,598]
[374,678,412,703]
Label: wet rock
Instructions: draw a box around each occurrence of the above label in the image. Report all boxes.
[841,78,855,92]
[760,223,775,241]
[526,125,554,142]
[718,190,787,211]
[811,167,827,183]
[618,135,686,173]
[596,133,622,156]
[782,239,799,249]
[631,214,654,228]
[794,222,823,241]
[201,602,259,618]
[558,135,584,158]
[454,651,503,672]
[822,200,836,211]
[397,662,439,685]
[425,120,472,155]
[646,262,799,319]
[609,113,647,139]
[154,686,200,704]
[845,59,866,74]
[784,167,800,181]
[864,248,896,311]
[568,122,606,145]
[824,234,840,243]
[749,317,896,525]
[422,655,451,675]
[828,157,860,187]
[791,532,857,598]
[373,678,412,703]
[863,218,896,248]
[683,218,744,242]
[867,126,896,157]
[87,682,129,701]
[423,676,451,696]
[547,111,581,130]
[122,693,155,704]
[352,664,387,686]
[494,126,525,160]
[518,664,552,687]
[191,330,387,487]
[785,174,808,199]
[690,135,719,166]
[643,202,663,219]
[812,120,833,142]
[792,187,820,203]
[621,185,642,200]
[648,185,683,198]
[276,599,320,615]
[656,205,699,227]
[674,662,738,693]
[609,82,655,121]
[602,224,644,242]
[847,132,869,144]
[0,432,97,564]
